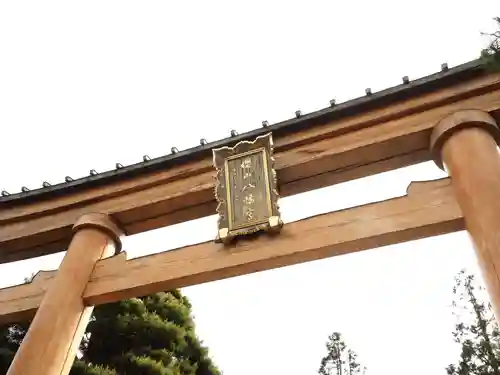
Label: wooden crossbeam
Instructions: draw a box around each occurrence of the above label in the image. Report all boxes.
[0,177,463,324]
[1,72,498,262]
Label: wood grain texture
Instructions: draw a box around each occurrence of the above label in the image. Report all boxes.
[433,112,500,321]
[1,74,498,262]
[0,177,464,323]
[6,214,121,375]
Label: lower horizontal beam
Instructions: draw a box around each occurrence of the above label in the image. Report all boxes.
[0,177,463,324]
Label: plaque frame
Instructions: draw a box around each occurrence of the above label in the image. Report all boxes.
[212,132,283,244]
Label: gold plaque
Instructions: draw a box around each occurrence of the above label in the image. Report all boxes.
[213,133,283,244]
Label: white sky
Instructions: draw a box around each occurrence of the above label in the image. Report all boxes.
[1,1,499,375]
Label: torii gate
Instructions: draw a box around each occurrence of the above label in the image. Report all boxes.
[1,59,500,375]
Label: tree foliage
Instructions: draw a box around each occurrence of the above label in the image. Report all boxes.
[0,287,221,375]
[447,270,500,375]
[318,332,366,375]
[481,17,500,71]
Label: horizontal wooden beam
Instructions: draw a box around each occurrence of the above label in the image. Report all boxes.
[0,177,464,324]
[1,72,498,262]
[0,59,485,207]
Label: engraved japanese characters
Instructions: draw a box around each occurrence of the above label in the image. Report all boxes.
[212,133,283,244]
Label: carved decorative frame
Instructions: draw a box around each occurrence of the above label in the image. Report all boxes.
[212,133,282,244]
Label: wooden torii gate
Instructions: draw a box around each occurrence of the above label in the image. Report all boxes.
[1,59,500,375]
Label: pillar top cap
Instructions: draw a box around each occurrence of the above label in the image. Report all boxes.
[430,109,500,170]
[73,213,123,253]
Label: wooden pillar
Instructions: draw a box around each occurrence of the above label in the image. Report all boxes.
[7,213,123,375]
[431,109,500,319]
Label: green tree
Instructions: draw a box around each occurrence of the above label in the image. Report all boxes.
[481,17,500,71]
[447,270,500,375]
[318,332,366,375]
[0,286,221,375]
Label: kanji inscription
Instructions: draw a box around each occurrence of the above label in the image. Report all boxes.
[213,133,282,244]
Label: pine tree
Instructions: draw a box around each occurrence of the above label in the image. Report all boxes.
[318,332,366,375]
[481,17,500,71]
[0,288,221,375]
[447,269,500,375]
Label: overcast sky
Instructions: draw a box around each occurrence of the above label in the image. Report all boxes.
[1,1,500,375]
